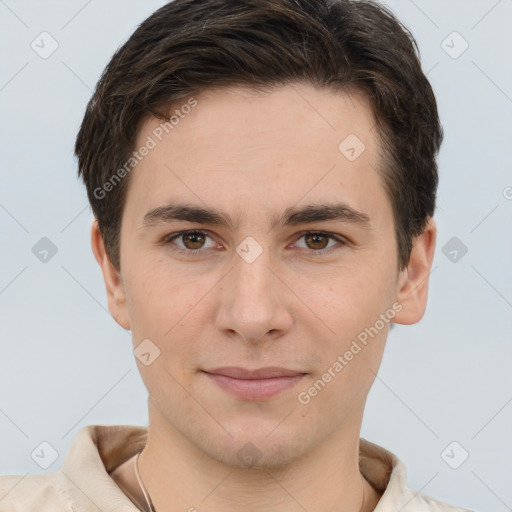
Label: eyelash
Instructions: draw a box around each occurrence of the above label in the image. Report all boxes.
[162,230,347,257]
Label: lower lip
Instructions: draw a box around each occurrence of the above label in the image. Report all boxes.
[204,373,305,400]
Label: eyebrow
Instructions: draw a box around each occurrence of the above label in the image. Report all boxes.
[142,202,371,230]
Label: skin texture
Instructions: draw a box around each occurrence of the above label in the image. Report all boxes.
[93,83,436,512]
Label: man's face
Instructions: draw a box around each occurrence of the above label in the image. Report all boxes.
[114,84,407,467]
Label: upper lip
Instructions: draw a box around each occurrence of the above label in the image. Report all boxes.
[204,367,305,379]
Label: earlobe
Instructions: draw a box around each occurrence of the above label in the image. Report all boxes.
[91,220,131,330]
[393,218,437,325]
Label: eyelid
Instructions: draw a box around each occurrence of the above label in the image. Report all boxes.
[162,229,348,255]
[163,230,220,252]
[290,230,348,254]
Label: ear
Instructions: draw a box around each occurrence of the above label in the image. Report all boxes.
[393,217,437,325]
[90,220,131,330]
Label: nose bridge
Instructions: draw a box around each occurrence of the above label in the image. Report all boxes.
[215,244,292,342]
[231,246,275,310]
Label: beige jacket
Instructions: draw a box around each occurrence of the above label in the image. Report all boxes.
[0,425,473,511]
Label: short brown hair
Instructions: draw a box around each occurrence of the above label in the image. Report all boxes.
[75,0,443,271]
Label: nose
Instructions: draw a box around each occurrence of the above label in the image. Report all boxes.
[215,250,294,344]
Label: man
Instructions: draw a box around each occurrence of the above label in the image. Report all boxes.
[0,0,473,510]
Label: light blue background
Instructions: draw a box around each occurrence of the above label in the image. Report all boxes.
[1,1,511,511]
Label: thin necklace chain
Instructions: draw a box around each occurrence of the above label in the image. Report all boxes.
[134,450,366,512]
[135,451,155,512]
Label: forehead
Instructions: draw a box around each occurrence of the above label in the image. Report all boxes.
[125,83,389,225]
[148,84,378,155]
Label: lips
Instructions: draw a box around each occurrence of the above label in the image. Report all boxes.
[202,367,306,400]
[205,366,304,379]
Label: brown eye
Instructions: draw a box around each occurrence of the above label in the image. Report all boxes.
[181,231,206,249]
[165,230,219,254]
[294,231,346,254]
[304,233,329,250]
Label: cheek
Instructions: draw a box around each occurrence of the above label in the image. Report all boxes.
[298,262,396,337]
[294,258,396,398]
[124,262,217,378]
[124,260,202,335]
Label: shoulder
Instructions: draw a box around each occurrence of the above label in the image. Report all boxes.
[359,437,474,512]
[0,472,76,512]
[0,424,148,512]
[399,485,476,512]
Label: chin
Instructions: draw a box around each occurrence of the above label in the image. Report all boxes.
[200,421,313,470]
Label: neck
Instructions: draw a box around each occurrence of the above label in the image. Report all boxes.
[137,401,380,512]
